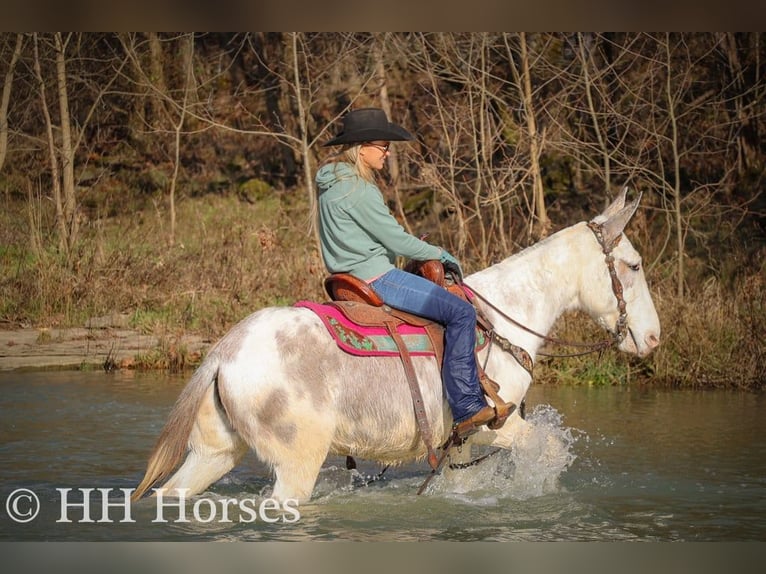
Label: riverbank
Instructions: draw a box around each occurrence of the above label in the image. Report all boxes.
[2,320,762,389]
[1,192,763,387]
[0,314,210,372]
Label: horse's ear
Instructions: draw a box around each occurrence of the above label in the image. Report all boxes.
[600,187,629,220]
[601,191,642,246]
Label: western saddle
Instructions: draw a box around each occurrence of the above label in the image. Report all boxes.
[323,260,515,469]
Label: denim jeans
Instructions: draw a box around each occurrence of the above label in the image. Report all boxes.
[369,268,487,423]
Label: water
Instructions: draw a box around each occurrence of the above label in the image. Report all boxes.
[1,370,764,541]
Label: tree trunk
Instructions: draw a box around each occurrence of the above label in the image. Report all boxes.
[54,32,78,254]
[373,33,412,234]
[178,33,198,106]
[0,33,23,173]
[509,32,550,240]
[723,32,758,176]
[167,33,195,247]
[32,34,68,255]
[289,33,316,237]
[578,32,612,198]
[665,34,685,300]
[147,32,167,127]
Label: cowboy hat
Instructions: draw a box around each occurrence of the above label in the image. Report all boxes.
[323,108,414,146]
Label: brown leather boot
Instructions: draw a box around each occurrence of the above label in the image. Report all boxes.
[453,405,497,439]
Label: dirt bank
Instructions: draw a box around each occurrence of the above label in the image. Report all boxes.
[0,314,211,372]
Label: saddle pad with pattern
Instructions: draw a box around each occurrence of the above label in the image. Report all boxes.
[295,300,487,357]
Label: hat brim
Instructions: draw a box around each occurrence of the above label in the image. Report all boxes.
[322,124,414,147]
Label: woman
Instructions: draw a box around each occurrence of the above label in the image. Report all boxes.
[316,107,498,438]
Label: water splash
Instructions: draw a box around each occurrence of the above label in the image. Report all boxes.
[305,403,579,504]
[426,403,578,501]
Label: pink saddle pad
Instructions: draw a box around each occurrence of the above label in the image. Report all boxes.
[295,300,488,358]
[294,300,438,357]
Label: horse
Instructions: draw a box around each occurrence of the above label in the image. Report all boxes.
[132,188,660,504]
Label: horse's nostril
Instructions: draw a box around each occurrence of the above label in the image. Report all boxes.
[646,334,660,348]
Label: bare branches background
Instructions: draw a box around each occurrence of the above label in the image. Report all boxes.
[1,32,764,298]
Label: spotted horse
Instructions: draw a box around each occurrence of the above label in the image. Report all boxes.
[132,189,660,503]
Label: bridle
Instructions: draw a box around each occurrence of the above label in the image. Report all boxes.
[465,220,630,365]
[437,221,632,472]
[429,221,634,477]
[586,220,630,347]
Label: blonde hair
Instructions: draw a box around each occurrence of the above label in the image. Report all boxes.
[321,144,377,184]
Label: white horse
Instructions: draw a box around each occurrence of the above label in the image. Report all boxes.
[132,189,660,503]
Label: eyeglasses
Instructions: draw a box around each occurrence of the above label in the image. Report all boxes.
[364,142,390,153]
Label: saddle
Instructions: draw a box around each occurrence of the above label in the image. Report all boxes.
[323,260,515,469]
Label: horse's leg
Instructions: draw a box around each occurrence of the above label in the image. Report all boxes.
[466,413,531,450]
[159,381,248,497]
[231,407,334,503]
[471,412,571,473]
[269,434,332,503]
[216,370,336,504]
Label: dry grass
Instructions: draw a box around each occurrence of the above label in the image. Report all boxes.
[1,191,325,337]
[533,274,765,390]
[1,190,763,388]
[650,274,765,388]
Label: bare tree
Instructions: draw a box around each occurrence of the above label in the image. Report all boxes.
[248,33,378,230]
[147,32,168,127]
[168,33,196,246]
[663,33,686,298]
[576,33,614,198]
[399,33,526,265]
[506,32,550,240]
[54,33,78,255]
[119,33,204,245]
[32,33,69,254]
[28,33,127,259]
[722,32,761,177]
[373,32,412,234]
[288,32,316,232]
[0,33,23,173]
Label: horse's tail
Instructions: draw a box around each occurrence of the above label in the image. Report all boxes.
[131,354,220,502]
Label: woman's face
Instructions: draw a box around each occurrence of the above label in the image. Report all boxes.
[359,141,390,171]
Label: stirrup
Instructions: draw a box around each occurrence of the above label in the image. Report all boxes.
[452,405,496,439]
[487,401,516,430]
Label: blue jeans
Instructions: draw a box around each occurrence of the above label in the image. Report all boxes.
[369,268,487,423]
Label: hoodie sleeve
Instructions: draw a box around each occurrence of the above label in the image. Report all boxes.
[347,183,442,261]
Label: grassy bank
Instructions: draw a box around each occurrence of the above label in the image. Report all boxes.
[1,189,763,389]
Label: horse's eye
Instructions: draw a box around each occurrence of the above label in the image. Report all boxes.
[629,263,641,272]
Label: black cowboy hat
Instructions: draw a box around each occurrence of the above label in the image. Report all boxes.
[323,107,414,146]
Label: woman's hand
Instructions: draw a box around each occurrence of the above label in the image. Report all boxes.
[439,249,463,282]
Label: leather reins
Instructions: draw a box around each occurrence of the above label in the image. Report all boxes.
[465,221,630,363]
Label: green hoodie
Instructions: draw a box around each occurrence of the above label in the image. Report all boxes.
[316,162,442,281]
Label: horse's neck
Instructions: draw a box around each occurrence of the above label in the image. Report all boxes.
[466,223,589,357]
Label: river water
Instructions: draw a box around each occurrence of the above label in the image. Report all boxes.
[1,370,764,541]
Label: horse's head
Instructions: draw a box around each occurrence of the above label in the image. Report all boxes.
[583,188,661,358]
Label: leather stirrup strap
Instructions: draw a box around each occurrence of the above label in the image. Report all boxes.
[477,372,516,430]
[384,318,439,470]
